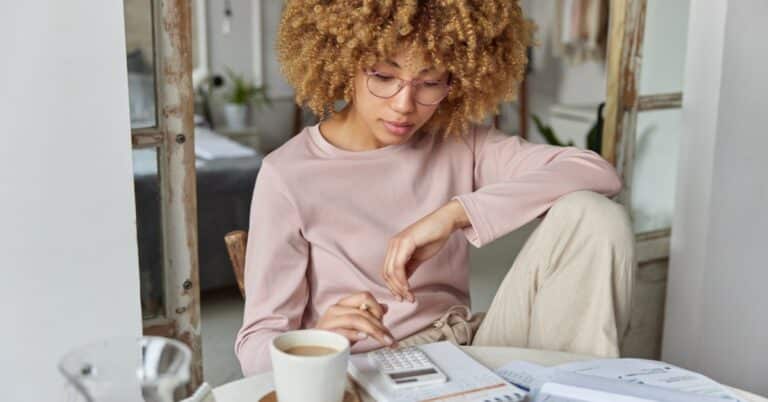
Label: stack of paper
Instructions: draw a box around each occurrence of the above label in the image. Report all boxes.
[495,359,744,402]
[350,342,743,402]
[534,383,657,402]
[349,342,525,402]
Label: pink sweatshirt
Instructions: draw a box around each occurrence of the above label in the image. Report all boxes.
[235,124,621,375]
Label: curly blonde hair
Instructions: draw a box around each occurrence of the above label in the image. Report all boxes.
[278,0,534,137]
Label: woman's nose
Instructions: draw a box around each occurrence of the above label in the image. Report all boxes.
[389,83,417,114]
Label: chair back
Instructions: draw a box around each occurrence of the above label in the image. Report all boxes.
[224,230,248,297]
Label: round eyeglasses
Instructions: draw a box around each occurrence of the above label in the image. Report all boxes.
[364,70,451,106]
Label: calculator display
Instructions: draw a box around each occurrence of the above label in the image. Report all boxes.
[388,368,438,380]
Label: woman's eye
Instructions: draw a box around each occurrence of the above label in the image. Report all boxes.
[422,81,442,87]
[373,74,395,81]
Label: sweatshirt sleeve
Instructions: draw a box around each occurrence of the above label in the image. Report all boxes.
[234,160,310,376]
[453,126,622,248]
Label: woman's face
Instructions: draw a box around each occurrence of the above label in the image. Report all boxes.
[350,47,449,147]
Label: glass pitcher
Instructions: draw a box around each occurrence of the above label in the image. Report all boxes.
[59,336,192,402]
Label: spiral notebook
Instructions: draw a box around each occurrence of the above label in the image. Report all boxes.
[495,359,743,402]
[348,341,525,402]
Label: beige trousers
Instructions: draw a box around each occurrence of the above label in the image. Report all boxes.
[399,191,635,358]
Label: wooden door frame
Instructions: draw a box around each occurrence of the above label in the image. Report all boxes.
[130,0,202,389]
[602,0,683,263]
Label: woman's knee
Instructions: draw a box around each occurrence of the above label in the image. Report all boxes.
[549,191,633,245]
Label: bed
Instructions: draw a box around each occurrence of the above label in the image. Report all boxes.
[133,126,262,316]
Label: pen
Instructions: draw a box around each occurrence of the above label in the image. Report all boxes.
[508,381,530,392]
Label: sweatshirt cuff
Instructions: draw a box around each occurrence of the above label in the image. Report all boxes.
[452,194,495,248]
[236,332,278,376]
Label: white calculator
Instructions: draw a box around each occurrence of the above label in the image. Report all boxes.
[368,346,448,389]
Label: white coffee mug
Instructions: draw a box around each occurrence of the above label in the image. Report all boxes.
[270,329,351,402]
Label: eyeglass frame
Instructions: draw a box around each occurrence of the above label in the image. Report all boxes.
[363,69,452,106]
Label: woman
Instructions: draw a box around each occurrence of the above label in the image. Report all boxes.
[236,0,634,375]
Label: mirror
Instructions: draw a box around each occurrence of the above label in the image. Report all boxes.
[132,147,165,319]
[630,0,691,234]
[631,109,682,233]
[124,0,157,129]
[639,0,689,95]
[124,0,209,131]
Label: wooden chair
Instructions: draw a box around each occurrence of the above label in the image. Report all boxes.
[224,230,248,298]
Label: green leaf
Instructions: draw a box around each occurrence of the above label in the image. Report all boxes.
[223,66,270,108]
[531,114,573,147]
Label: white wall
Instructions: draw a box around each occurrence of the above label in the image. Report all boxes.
[630,0,690,233]
[664,0,768,396]
[208,0,259,85]
[0,1,142,401]
[206,0,297,144]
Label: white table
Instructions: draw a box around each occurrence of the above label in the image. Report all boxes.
[213,346,766,402]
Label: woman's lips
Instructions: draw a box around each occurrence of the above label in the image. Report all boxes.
[382,120,414,136]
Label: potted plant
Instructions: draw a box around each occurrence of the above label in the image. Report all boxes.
[531,103,605,154]
[222,67,269,130]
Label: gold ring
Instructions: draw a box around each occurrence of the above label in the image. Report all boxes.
[359,303,370,311]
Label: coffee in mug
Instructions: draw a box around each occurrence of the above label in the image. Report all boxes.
[270,329,351,402]
[283,345,338,356]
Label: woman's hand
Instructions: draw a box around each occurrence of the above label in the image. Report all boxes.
[314,291,397,347]
[382,200,470,302]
